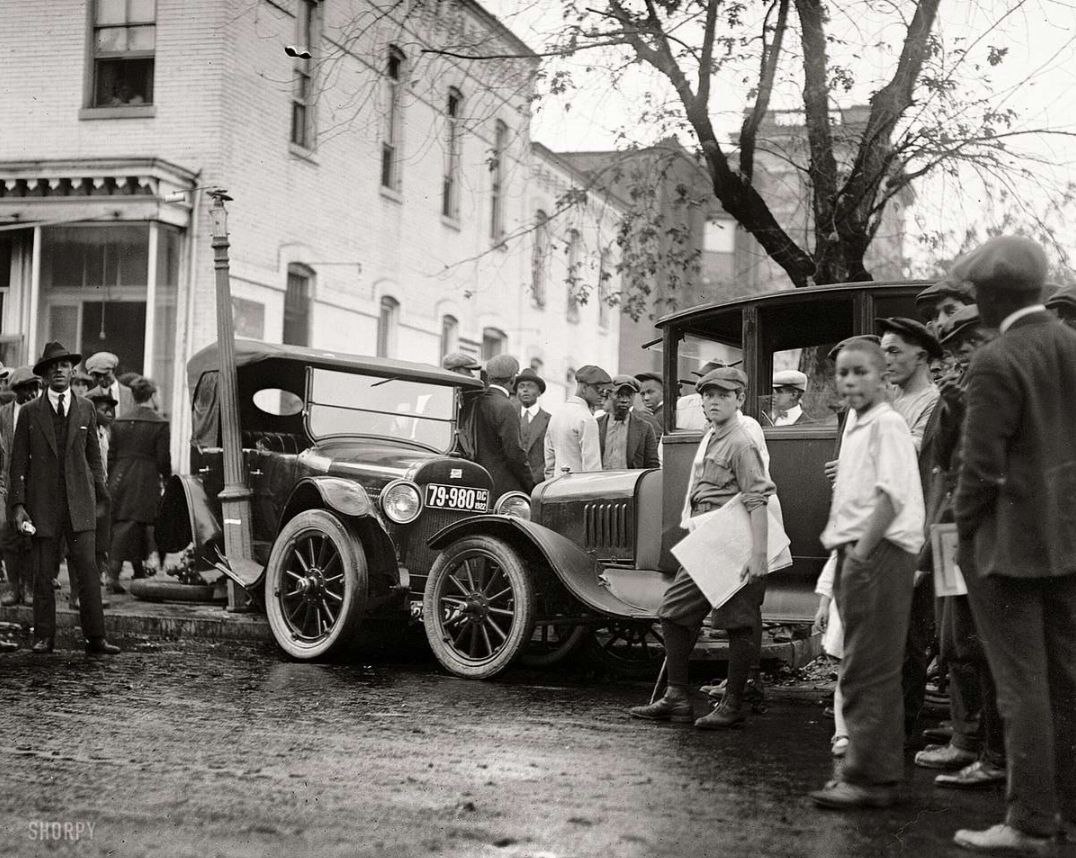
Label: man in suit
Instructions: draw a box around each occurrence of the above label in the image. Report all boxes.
[765,370,814,427]
[85,351,135,418]
[514,367,550,486]
[949,236,1076,854]
[472,354,535,501]
[0,367,41,606]
[9,342,119,655]
[597,376,660,470]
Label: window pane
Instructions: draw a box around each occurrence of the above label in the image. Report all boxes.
[41,225,150,289]
[96,27,128,52]
[129,0,156,23]
[232,297,266,339]
[127,24,156,51]
[96,0,126,25]
[94,57,154,106]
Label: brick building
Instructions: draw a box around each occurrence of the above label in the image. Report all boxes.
[0,0,622,462]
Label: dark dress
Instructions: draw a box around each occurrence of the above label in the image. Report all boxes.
[108,405,171,564]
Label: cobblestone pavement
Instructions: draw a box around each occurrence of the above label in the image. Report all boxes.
[0,640,1008,857]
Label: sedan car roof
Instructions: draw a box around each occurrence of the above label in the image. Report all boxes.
[187,339,487,393]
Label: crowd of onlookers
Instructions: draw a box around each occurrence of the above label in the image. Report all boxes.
[0,345,172,657]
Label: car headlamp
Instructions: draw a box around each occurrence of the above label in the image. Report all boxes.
[494,491,531,520]
[380,480,422,524]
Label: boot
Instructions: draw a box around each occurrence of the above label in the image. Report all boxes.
[744,668,767,714]
[628,691,694,723]
[695,693,746,729]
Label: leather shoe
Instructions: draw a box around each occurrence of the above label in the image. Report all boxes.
[85,638,120,656]
[935,760,1006,789]
[953,823,1056,855]
[695,699,746,730]
[628,695,693,723]
[30,638,54,654]
[809,779,899,809]
[916,742,978,770]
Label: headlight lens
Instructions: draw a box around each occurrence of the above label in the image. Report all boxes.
[380,480,422,524]
[495,491,531,520]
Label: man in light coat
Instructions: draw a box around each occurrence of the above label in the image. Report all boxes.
[544,365,610,479]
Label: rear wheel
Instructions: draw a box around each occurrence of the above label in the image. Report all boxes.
[519,620,589,668]
[423,536,535,679]
[264,510,367,660]
[586,620,665,680]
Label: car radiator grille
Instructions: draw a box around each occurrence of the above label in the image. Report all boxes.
[583,500,634,561]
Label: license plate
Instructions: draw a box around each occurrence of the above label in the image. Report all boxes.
[425,483,489,513]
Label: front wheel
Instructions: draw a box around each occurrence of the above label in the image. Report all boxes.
[423,536,536,679]
[264,509,368,660]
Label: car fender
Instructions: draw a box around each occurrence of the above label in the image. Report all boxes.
[428,516,654,620]
[156,474,223,560]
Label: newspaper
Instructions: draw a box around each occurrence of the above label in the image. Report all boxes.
[931,522,967,597]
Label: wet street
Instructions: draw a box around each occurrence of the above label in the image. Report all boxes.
[0,640,1008,857]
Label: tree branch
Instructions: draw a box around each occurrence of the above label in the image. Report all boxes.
[740,0,790,184]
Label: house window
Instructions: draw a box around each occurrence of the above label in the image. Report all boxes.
[598,248,611,329]
[290,0,319,149]
[481,327,506,361]
[531,210,549,308]
[489,120,507,241]
[283,265,313,346]
[91,0,156,107]
[440,314,459,357]
[381,47,405,189]
[442,89,462,218]
[377,296,399,357]
[566,229,581,323]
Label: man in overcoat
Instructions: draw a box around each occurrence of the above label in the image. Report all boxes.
[597,375,660,470]
[0,367,40,606]
[9,342,119,655]
[949,236,1076,854]
[472,355,534,501]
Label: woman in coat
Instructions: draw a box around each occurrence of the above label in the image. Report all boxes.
[106,376,171,593]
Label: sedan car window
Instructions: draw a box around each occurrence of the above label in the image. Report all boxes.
[252,388,304,416]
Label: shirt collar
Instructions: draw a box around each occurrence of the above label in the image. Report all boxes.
[489,384,510,398]
[566,395,589,408]
[999,304,1047,333]
[46,387,68,409]
[521,403,540,418]
[846,400,889,430]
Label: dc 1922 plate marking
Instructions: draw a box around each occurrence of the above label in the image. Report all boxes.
[425,483,489,512]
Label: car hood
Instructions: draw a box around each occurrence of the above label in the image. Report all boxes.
[298,439,445,484]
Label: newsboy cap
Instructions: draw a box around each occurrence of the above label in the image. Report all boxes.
[514,367,546,394]
[441,351,481,372]
[827,334,881,362]
[574,365,612,386]
[1045,284,1076,313]
[6,366,39,390]
[914,278,974,313]
[696,366,748,393]
[85,351,120,373]
[634,371,662,385]
[86,387,119,408]
[691,358,743,378]
[484,354,520,379]
[772,369,807,391]
[937,304,982,347]
[950,235,1049,293]
[875,317,943,361]
[610,374,640,393]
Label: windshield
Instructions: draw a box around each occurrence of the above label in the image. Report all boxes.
[306,368,457,450]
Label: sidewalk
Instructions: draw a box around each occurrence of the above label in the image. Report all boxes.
[0,566,269,646]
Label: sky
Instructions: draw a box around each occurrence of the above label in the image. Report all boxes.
[481,0,1076,272]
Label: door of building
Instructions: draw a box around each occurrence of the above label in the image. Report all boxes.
[45,299,146,375]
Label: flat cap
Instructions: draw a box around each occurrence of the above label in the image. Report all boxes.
[1045,284,1076,313]
[85,351,120,373]
[915,278,974,312]
[514,366,546,394]
[574,364,612,386]
[611,374,640,393]
[772,369,807,391]
[484,354,520,379]
[86,386,118,407]
[696,365,748,393]
[634,371,662,385]
[6,366,39,389]
[827,334,881,362]
[950,235,1049,293]
[876,316,943,361]
[690,358,743,378]
[937,304,982,347]
[441,351,481,371]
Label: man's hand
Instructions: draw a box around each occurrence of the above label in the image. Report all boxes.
[824,459,839,486]
[741,550,768,582]
[813,597,830,634]
[12,504,31,531]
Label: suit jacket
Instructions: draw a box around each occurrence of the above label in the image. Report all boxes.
[473,388,535,499]
[114,382,136,418]
[0,400,14,499]
[8,393,108,537]
[518,406,551,486]
[955,312,1076,578]
[108,405,172,523]
[597,412,660,469]
[634,406,663,440]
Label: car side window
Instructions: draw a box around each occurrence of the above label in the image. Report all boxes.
[674,314,743,432]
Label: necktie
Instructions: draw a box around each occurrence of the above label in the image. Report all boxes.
[56,393,65,419]
[523,410,532,426]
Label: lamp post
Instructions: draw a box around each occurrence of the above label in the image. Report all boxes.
[208,188,254,611]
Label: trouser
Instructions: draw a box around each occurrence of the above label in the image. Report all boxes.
[901,574,936,736]
[939,592,1005,764]
[70,500,111,602]
[965,570,1076,838]
[1,517,29,600]
[33,526,104,642]
[835,540,916,785]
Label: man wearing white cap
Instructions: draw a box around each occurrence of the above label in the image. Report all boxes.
[767,370,812,427]
[85,352,135,418]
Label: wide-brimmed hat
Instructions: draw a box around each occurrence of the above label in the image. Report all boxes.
[514,367,546,394]
[33,341,82,377]
[875,317,943,361]
[6,366,39,390]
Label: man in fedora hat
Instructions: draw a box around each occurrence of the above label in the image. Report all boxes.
[0,367,40,606]
[514,367,550,486]
[8,342,119,655]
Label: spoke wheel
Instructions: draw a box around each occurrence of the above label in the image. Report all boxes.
[519,620,589,668]
[587,620,665,680]
[265,510,367,660]
[423,536,535,679]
